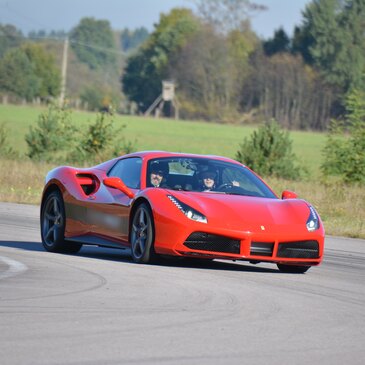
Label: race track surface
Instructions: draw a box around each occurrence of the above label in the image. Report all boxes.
[0,202,364,365]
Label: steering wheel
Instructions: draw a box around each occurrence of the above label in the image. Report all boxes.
[217,183,234,190]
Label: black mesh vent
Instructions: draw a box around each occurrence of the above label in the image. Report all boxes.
[277,240,319,259]
[250,242,274,257]
[184,232,240,254]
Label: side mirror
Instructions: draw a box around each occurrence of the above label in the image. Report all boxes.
[281,190,298,200]
[103,177,135,198]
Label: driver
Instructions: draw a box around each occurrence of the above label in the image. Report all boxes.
[149,162,168,188]
[200,170,217,191]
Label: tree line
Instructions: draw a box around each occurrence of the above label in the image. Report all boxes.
[123,0,365,130]
[1,0,365,131]
[0,21,147,109]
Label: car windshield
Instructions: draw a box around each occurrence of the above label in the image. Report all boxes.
[146,157,277,199]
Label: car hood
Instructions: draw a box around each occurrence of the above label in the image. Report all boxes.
[170,190,312,234]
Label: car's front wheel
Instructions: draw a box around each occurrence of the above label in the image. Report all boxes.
[277,263,310,273]
[130,203,156,264]
[41,190,82,254]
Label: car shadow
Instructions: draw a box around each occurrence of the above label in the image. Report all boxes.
[0,240,44,252]
[0,240,131,262]
[155,256,280,273]
[0,240,279,273]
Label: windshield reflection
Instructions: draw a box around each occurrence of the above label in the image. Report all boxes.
[146,157,277,199]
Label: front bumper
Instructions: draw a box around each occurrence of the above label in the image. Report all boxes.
[178,232,322,265]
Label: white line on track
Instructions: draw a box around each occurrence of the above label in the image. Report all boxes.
[0,256,28,280]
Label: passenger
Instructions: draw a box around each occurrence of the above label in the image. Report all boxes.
[199,169,240,191]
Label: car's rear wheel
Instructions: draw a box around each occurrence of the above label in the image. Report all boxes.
[130,203,156,264]
[41,190,82,254]
[277,263,310,273]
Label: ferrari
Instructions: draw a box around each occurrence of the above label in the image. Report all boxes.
[40,151,325,273]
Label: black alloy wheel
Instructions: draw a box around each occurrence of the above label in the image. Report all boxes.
[41,190,82,254]
[130,203,156,264]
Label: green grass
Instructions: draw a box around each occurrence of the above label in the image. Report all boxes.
[0,104,327,176]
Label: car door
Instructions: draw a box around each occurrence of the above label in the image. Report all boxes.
[90,157,142,245]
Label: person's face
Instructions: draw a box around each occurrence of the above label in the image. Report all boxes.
[203,177,215,189]
[150,171,163,187]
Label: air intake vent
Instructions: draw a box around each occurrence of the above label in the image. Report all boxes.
[184,232,240,254]
[250,242,274,257]
[76,173,99,195]
[277,240,319,259]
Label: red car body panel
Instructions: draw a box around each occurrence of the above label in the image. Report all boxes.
[41,151,325,266]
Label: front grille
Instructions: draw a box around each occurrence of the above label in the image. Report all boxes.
[277,240,319,259]
[250,242,274,257]
[184,232,240,254]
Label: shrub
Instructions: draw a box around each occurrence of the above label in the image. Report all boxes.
[70,110,136,164]
[321,89,365,184]
[80,111,114,155]
[25,104,78,162]
[26,105,136,165]
[0,122,17,158]
[235,120,301,179]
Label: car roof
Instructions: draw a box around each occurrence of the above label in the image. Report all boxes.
[122,151,242,165]
[92,151,245,172]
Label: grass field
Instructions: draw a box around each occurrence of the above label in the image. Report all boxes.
[0,104,364,238]
[0,104,326,177]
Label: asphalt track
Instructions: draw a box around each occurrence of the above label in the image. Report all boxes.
[0,202,364,365]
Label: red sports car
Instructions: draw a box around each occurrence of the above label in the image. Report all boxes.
[40,151,325,273]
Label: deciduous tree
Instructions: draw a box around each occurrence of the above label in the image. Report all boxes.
[0,47,39,100]
[241,51,333,130]
[120,27,149,52]
[171,23,257,121]
[194,0,266,34]
[70,17,117,70]
[122,8,200,112]
[0,43,60,100]
[0,23,23,58]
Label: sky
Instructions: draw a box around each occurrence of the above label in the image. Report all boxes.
[0,0,311,39]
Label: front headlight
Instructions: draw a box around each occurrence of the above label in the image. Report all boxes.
[306,205,320,231]
[167,195,207,223]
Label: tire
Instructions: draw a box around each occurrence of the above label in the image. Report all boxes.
[130,203,156,264]
[41,190,82,254]
[277,263,310,273]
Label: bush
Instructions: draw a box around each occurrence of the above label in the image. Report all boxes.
[26,105,136,164]
[235,120,301,179]
[321,89,365,184]
[70,110,136,164]
[0,122,17,158]
[321,122,365,184]
[81,111,114,155]
[25,104,78,162]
